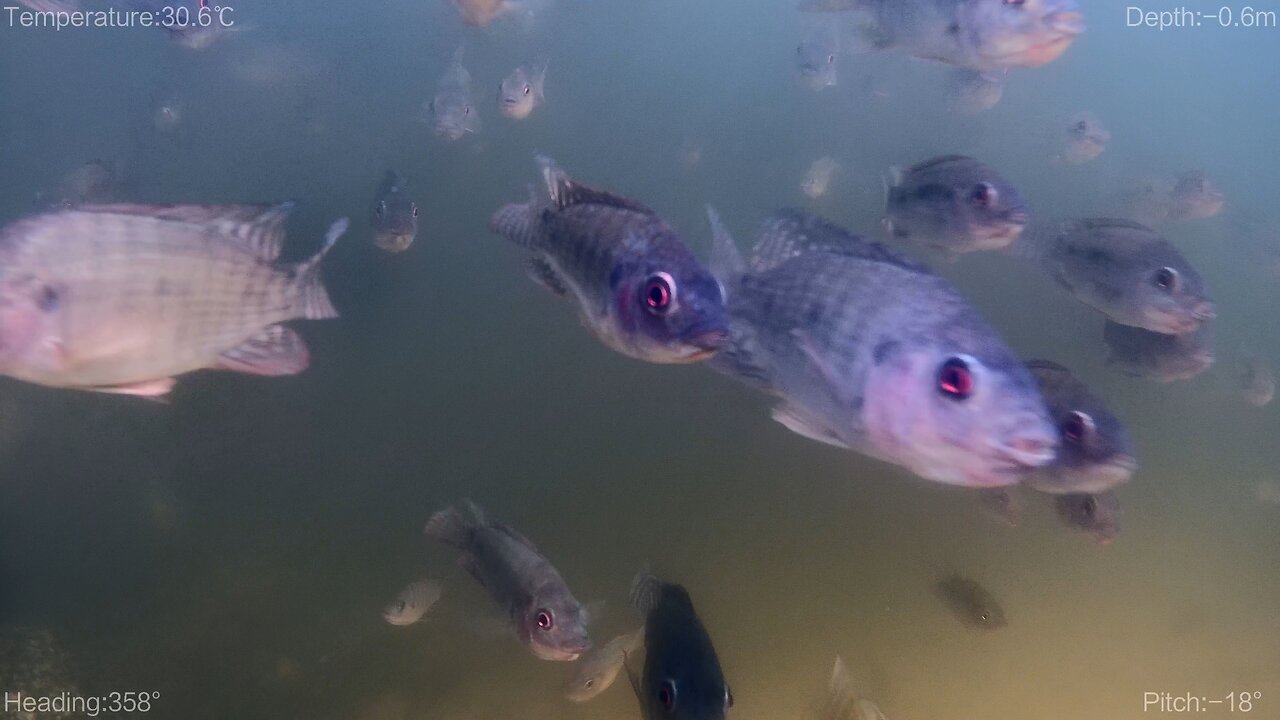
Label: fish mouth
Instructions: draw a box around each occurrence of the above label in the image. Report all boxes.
[992,430,1059,473]
[984,11,1084,68]
[533,639,591,662]
[1190,300,1217,321]
[374,231,415,252]
[681,326,731,360]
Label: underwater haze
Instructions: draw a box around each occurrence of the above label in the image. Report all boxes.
[1,0,1279,718]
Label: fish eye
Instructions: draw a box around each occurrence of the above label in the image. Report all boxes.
[535,609,554,630]
[377,201,386,218]
[464,105,471,115]
[584,679,595,689]
[36,285,60,313]
[642,272,676,315]
[1074,120,1088,132]
[523,83,531,95]
[1003,0,1026,6]
[411,204,419,218]
[970,182,997,208]
[1082,496,1097,517]
[980,611,991,621]
[1153,266,1179,291]
[725,686,734,709]
[394,601,406,613]
[936,356,975,400]
[827,53,835,64]
[1061,411,1093,445]
[658,680,677,710]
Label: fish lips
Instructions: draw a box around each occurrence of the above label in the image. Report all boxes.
[681,325,731,360]
[532,638,591,662]
[983,10,1085,68]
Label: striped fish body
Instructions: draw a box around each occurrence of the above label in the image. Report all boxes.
[0,203,343,394]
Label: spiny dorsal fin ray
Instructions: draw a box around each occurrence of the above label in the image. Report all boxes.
[536,156,654,215]
[73,202,295,261]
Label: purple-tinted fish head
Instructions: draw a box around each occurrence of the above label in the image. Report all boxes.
[519,590,591,661]
[1135,263,1215,335]
[961,0,1084,70]
[0,273,65,373]
[610,258,729,363]
[861,340,1057,487]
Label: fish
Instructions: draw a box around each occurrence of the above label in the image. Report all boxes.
[627,573,732,720]
[799,0,1084,73]
[0,203,347,397]
[1022,359,1137,494]
[488,156,729,364]
[498,62,548,120]
[975,487,1022,527]
[450,0,527,26]
[1235,348,1275,407]
[1103,319,1215,383]
[564,628,643,702]
[1053,492,1120,545]
[34,160,121,211]
[797,23,840,90]
[383,579,443,626]
[883,155,1029,254]
[801,157,840,199]
[152,99,182,133]
[950,69,1005,114]
[934,575,1006,630]
[707,208,1057,488]
[1058,112,1110,165]
[424,500,590,661]
[1166,171,1225,222]
[370,171,419,253]
[820,656,887,720]
[428,49,480,141]
[1036,218,1215,334]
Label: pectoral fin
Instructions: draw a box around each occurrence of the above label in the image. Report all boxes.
[771,404,848,449]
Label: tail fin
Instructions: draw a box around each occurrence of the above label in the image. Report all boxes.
[489,185,544,249]
[424,499,486,549]
[297,217,347,320]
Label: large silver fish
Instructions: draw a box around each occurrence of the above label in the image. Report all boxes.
[1022,360,1137,494]
[800,0,1084,73]
[0,203,347,397]
[489,157,729,364]
[424,500,591,661]
[708,208,1056,488]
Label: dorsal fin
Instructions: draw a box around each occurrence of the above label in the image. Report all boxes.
[753,208,932,274]
[74,202,295,261]
[536,156,654,215]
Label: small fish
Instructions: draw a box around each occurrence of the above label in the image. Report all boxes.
[801,157,840,199]
[950,70,1004,114]
[370,171,419,253]
[383,579,443,626]
[489,156,729,364]
[1236,348,1275,407]
[428,49,480,141]
[424,500,590,661]
[1038,219,1215,335]
[34,160,121,211]
[498,62,548,120]
[976,487,1022,527]
[1167,171,1225,222]
[821,656,887,720]
[934,575,1006,630]
[883,155,1029,254]
[152,98,183,133]
[1058,112,1110,165]
[801,0,1084,73]
[564,628,643,702]
[628,573,732,720]
[708,208,1056,488]
[1103,319,1215,383]
[797,24,840,90]
[0,203,346,396]
[1053,492,1120,545]
[1022,359,1137,494]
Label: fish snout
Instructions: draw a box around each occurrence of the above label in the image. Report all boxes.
[1046,9,1086,36]
[997,419,1059,469]
[1191,300,1217,321]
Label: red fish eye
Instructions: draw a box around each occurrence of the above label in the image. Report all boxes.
[937,357,974,400]
[971,182,996,208]
[643,273,675,315]
[536,609,553,629]
[1061,411,1091,444]
[1153,266,1177,291]
[659,680,677,710]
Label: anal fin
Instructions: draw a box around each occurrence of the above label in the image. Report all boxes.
[525,256,567,296]
[216,325,310,377]
[90,377,176,400]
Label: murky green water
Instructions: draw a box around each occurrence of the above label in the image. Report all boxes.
[1,1,1278,718]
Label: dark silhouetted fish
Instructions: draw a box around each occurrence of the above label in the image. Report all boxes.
[1054,492,1120,544]
[370,171,419,253]
[934,575,1006,630]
